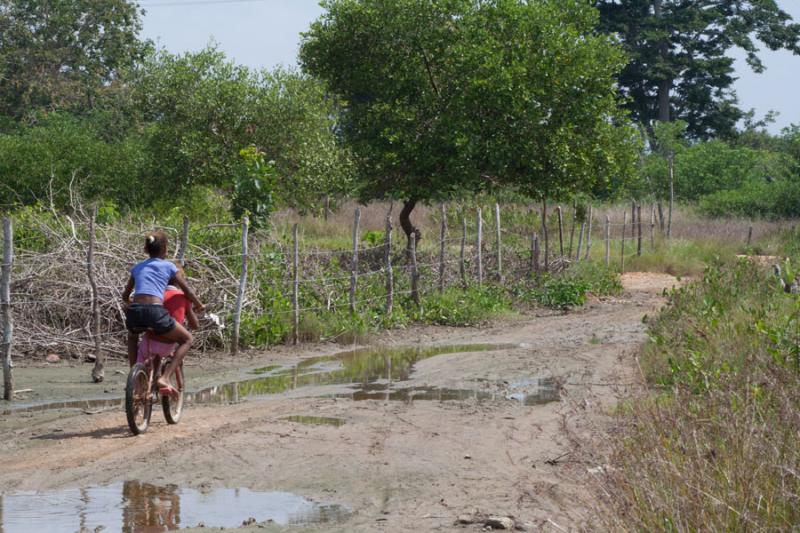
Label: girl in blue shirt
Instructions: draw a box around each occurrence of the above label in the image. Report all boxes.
[122,231,204,394]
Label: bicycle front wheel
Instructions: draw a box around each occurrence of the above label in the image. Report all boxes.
[126,363,152,435]
[162,361,184,425]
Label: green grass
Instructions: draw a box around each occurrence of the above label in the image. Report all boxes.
[600,258,800,531]
[416,286,513,326]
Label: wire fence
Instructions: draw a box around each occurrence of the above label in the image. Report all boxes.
[0,201,772,396]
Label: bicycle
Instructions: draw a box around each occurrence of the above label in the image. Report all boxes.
[125,336,185,435]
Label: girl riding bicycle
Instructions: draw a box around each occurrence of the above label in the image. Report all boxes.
[122,231,204,394]
[136,265,200,364]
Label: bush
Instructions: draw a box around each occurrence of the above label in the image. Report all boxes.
[419,287,512,326]
[698,178,800,219]
[517,263,621,309]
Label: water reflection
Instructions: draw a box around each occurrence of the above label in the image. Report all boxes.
[3,343,554,414]
[281,415,347,427]
[0,481,349,533]
[187,343,525,405]
[335,377,560,405]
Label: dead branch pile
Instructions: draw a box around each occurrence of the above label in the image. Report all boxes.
[10,212,239,359]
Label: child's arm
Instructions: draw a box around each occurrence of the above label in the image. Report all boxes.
[186,306,200,330]
[171,275,204,312]
[121,276,134,307]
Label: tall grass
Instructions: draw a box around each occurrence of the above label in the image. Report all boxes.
[600,258,800,531]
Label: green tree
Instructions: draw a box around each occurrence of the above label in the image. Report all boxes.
[596,0,800,138]
[0,0,146,122]
[301,0,637,246]
[133,47,352,216]
[0,112,150,208]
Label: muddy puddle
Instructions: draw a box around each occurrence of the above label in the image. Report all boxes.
[335,379,559,405]
[0,481,349,532]
[281,415,346,426]
[3,343,559,414]
[186,343,545,405]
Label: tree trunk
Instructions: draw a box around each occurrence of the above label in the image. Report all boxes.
[399,199,420,258]
[657,79,671,122]
[654,0,671,122]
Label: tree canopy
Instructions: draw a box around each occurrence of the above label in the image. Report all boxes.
[596,0,800,138]
[301,0,638,240]
[0,0,146,123]
[133,47,352,214]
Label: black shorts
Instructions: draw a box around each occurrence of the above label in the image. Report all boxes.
[125,303,176,334]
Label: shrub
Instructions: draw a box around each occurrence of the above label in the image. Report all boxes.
[698,178,800,219]
[517,263,621,309]
[418,286,512,326]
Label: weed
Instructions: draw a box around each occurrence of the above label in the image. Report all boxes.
[417,287,512,326]
[600,259,800,530]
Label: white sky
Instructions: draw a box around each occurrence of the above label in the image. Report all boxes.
[139,0,800,133]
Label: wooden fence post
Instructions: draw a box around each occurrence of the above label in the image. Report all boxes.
[476,208,483,286]
[292,223,299,346]
[2,217,13,401]
[542,200,549,271]
[747,225,753,246]
[494,203,502,282]
[350,208,361,314]
[605,216,610,268]
[568,202,576,257]
[667,154,674,239]
[324,195,331,222]
[386,214,394,316]
[460,217,467,290]
[529,211,536,273]
[231,215,249,355]
[575,223,585,262]
[631,200,636,239]
[650,205,656,250]
[410,232,420,308]
[556,205,564,257]
[177,215,189,267]
[439,204,447,293]
[584,205,593,261]
[621,211,627,273]
[637,204,643,257]
[89,206,104,383]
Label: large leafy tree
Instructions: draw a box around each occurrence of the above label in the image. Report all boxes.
[301,0,637,245]
[0,0,146,123]
[133,47,352,215]
[596,0,800,138]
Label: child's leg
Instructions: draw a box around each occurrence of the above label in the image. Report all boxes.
[154,323,192,387]
[127,332,139,367]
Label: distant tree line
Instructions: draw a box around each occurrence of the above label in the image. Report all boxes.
[1,0,799,225]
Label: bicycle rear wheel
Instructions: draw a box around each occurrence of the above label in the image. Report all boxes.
[162,361,184,425]
[126,363,153,435]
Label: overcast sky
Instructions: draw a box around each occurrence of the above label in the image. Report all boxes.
[139,0,800,133]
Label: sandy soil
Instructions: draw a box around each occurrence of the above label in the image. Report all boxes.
[0,273,679,532]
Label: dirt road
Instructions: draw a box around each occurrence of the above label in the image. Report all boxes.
[0,273,677,532]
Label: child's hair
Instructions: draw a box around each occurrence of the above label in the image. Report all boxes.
[144,231,168,258]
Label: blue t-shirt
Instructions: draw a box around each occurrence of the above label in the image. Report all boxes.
[130,258,178,298]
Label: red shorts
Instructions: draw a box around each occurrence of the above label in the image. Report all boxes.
[137,337,177,364]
